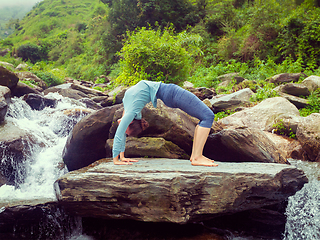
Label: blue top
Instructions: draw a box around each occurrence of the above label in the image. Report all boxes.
[112,80,161,158]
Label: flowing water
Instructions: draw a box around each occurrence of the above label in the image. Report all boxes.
[0,93,319,240]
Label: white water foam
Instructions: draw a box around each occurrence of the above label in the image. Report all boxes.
[0,93,88,202]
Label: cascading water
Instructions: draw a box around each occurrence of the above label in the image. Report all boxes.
[283,160,320,240]
[0,92,93,239]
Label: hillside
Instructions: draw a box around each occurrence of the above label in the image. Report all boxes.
[0,4,36,40]
[1,0,320,88]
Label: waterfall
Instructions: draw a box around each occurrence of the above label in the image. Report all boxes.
[0,92,89,202]
[283,160,320,240]
[0,92,93,239]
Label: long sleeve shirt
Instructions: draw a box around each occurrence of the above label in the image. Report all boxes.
[112,80,161,158]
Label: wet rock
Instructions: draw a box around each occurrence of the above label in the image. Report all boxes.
[296,113,320,162]
[22,93,57,111]
[0,86,10,123]
[0,122,38,186]
[11,81,41,97]
[55,159,308,224]
[204,127,288,164]
[0,65,19,89]
[106,137,189,159]
[78,98,102,110]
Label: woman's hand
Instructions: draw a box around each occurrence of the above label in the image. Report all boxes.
[113,153,139,165]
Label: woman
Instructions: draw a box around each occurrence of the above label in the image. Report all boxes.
[113,80,217,167]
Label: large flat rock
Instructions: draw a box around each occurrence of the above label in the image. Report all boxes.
[54,159,308,224]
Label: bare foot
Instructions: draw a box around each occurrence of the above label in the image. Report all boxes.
[190,155,215,163]
[190,156,218,167]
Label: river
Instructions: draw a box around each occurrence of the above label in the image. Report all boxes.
[0,94,319,240]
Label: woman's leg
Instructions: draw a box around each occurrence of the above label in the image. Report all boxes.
[190,125,218,166]
[157,84,217,167]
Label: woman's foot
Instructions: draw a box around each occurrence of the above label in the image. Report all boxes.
[190,155,218,167]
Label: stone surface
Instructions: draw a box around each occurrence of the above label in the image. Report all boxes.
[209,88,254,112]
[219,97,301,131]
[269,73,302,84]
[301,75,320,92]
[0,86,10,123]
[203,128,288,164]
[280,83,310,97]
[55,159,308,224]
[10,81,41,97]
[296,113,320,162]
[16,71,48,90]
[63,104,122,171]
[277,92,309,109]
[0,65,19,89]
[106,137,189,159]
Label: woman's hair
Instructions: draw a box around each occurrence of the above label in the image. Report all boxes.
[126,118,149,137]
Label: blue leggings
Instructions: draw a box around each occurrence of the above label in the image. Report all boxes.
[156,83,214,128]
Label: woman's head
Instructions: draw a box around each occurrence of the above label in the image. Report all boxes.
[125,118,149,137]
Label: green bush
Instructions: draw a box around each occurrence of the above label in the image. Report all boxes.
[32,70,64,87]
[115,26,203,86]
[17,43,42,63]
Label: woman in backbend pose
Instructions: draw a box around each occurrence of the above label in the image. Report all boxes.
[112,80,218,167]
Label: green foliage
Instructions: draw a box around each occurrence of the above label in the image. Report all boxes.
[17,43,42,63]
[214,109,236,121]
[115,26,203,86]
[272,119,297,139]
[299,89,320,116]
[32,71,63,87]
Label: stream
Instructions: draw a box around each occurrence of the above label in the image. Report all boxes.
[0,94,319,240]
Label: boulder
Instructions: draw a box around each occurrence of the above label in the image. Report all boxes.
[62,104,122,171]
[269,73,303,84]
[219,97,301,132]
[54,158,308,224]
[0,86,10,123]
[296,113,320,162]
[0,66,19,89]
[10,82,41,98]
[56,88,88,100]
[203,127,288,164]
[0,122,38,186]
[0,61,14,70]
[301,75,320,92]
[109,100,198,155]
[217,73,240,87]
[280,83,310,97]
[78,98,102,110]
[106,137,189,159]
[71,83,107,97]
[277,92,309,109]
[22,93,57,111]
[16,72,48,90]
[209,88,254,112]
[15,63,29,71]
[264,132,304,160]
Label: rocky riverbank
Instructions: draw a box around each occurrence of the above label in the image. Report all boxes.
[0,63,319,239]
